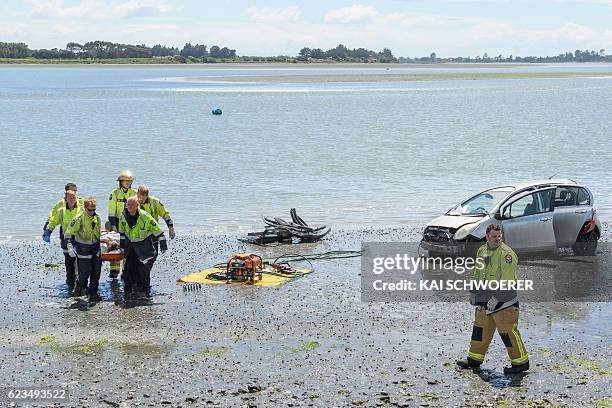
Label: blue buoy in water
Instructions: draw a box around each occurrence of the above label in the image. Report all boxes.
[212,108,222,115]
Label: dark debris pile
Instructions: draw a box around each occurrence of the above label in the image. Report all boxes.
[240,209,331,245]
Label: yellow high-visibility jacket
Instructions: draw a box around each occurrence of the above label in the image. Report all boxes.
[108,187,136,229]
[65,211,101,258]
[43,196,83,231]
[139,195,173,227]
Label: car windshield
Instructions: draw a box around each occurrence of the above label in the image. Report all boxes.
[447,188,514,216]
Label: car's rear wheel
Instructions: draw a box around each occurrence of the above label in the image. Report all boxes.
[572,230,598,256]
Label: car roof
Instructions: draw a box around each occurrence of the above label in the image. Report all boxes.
[497,179,580,192]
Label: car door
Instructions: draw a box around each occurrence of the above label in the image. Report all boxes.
[552,186,581,247]
[499,187,556,253]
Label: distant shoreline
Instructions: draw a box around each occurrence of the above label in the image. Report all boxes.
[1,58,610,68]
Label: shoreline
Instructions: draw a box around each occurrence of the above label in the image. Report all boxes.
[1,59,610,68]
[0,223,428,244]
[2,219,609,243]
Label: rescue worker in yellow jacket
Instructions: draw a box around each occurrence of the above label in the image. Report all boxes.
[43,189,81,294]
[457,224,529,374]
[42,183,82,233]
[107,170,136,278]
[119,197,167,299]
[65,197,102,302]
[137,184,175,240]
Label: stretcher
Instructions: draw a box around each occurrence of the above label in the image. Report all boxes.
[100,231,123,262]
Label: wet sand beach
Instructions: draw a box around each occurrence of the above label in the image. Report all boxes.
[1,225,610,407]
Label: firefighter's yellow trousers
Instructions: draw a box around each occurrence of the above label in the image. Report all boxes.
[468,306,529,365]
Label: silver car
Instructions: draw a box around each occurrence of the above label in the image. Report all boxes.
[421,179,601,256]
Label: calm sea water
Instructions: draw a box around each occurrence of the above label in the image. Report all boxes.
[1,64,611,240]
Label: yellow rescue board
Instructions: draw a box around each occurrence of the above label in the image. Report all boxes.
[177,266,313,287]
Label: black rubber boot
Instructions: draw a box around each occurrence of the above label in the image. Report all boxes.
[504,361,529,374]
[124,289,134,300]
[73,284,86,297]
[456,357,482,369]
[66,279,75,294]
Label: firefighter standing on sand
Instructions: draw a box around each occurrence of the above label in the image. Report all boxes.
[456,224,530,374]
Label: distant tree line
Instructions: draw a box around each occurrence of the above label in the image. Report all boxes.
[0,41,237,61]
[178,43,236,58]
[298,44,396,62]
[399,49,611,63]
[0,42,30,58]
[1,41,611,64]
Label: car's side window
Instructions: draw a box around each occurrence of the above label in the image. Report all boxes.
[509,193,536,218]
[507,190,552,219]
[577,188,591,206]
[554,186,578,207]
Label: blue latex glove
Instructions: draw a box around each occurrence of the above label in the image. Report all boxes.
[42,229,51,243]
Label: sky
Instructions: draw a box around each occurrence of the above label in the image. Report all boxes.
[1,0,611,57]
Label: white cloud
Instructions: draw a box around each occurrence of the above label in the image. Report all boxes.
[556,22,599,42]
[29,0,99,19]
[318,5,612,56]
[0,25,24,37]
[324,5,378,24]
[468,21,605,50]
[112,0,174,18]
[324,5,479,29]
[243,6,301,22]
[119,23,185,44]
[26,0,173,19]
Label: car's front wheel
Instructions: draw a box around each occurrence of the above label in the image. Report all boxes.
[572,230,598,256]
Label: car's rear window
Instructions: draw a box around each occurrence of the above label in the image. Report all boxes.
[577,188,591,205]
[555,186,578,207]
